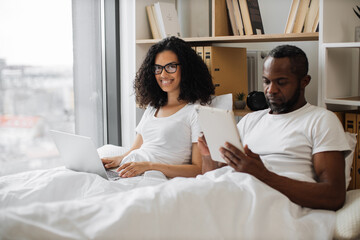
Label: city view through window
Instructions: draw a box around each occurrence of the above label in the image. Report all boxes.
[0,0,74,175]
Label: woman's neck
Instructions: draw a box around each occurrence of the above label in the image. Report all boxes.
[166,91,185,107]
[155,94,187,118]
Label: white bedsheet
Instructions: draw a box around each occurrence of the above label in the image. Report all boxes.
[0,166,335,240]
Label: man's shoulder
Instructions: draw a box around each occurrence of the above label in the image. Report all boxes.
[239,108,269,127]
[303,104,337,119]
[305,104,330,113]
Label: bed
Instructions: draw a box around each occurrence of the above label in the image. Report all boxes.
[1,94,359,240]
[0,143,359,240]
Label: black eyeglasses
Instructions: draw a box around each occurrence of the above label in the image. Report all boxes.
[153,63,181,75]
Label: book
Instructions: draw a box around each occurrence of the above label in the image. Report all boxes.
[312,8,319,32]
[225,0,239,36]
[333,111,345,129]
[209,46,248,99]
[303,0,319,33]
[238,0,253,35]
[204,46,212,71]
[356,114,360,189]
[196,46,204,60]
[292,0,311,33]
[146,5,161,39]
[232,0,245,35]
[153,2,181,38]
[153,2,166,38]
[285,0,300,34]
[246,0,264,35]
[151,5,162,38]
[345,113,357,190]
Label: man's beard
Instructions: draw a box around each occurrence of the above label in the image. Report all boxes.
[266,85,301,114]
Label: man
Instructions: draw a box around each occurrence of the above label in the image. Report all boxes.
[198,45,350,211]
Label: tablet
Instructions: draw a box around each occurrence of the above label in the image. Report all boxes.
[196,105,244,163]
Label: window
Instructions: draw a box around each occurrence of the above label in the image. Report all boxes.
[0,0,74,175]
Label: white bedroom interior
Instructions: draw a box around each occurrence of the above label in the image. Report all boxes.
[0,0,360,239]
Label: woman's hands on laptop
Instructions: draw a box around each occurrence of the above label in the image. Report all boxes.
[101,156,124,169]
[101,156,150,178]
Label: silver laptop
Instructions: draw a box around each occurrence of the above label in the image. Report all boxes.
[50,130,120,181]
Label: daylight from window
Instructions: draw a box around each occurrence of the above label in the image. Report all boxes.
[0,0,74,175]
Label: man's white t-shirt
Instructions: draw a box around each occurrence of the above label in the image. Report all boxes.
[237,103,351,182]
[121,104,200,166]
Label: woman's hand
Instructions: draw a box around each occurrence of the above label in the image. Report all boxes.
[101,155,124,169]
[116,162,151,178]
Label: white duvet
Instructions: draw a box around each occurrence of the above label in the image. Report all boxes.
[0,166,335,240]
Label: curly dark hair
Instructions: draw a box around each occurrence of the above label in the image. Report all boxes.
[134,36,215,108]
[267,45,309,80]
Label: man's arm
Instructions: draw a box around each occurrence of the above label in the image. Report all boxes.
[221,143,346,211]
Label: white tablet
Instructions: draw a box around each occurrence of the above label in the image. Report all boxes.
[196,105,244,163]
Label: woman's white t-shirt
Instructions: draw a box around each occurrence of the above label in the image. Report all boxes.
[121,104,200,165]
[238,103,350,182]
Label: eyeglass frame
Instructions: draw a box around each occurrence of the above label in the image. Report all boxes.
[153,62,181,75]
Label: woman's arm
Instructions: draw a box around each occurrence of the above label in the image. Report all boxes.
[117,143,202,178]
[101,134,143,168]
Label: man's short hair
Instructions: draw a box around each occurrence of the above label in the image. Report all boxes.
[267,45,309,80]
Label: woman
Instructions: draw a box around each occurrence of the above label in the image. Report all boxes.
[101,36,215,178]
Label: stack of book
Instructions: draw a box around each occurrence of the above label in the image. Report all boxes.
[225,0,264,36]
[285,0,319,34]
[335,111,360,190]
[146,2,181,39]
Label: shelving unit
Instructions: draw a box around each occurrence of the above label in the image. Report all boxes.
[319,0,360,110]
[319,0,360,190]
[136,33,318,44]
[134,0,319,123]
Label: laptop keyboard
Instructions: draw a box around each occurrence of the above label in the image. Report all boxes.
[106,170,120,178]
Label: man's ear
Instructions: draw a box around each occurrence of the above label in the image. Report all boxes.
[301,75,311,88]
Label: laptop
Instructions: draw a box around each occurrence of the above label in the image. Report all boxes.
[50,130,120,181]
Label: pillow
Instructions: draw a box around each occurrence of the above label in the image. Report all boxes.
[334,189,360,240]
[209,93,233,110]
[344,132,357,189]
[97,144,129,158]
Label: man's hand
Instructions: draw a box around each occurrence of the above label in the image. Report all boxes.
[101,155,124,169]
[116,162,151,178]
[220,143,269,178]
[198,134,227,173]
[197,133,211,157]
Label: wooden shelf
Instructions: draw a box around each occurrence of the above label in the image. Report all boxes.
[234,108,252,117]
[322,42,360,48]
[325,97,360,106]
[136,33,319,44]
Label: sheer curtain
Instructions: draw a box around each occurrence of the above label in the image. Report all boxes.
[119,0,136,148]
[72,0,105,147]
